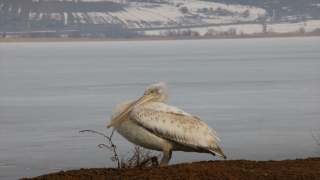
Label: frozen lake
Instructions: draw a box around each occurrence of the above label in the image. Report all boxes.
[0,37,319,179]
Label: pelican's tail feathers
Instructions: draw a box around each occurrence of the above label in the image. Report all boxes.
[209,146,227,159]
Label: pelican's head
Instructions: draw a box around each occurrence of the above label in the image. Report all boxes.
[143,82,169,103]
[107,82,169,129]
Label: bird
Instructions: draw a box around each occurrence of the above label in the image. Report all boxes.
[107,82,226,166]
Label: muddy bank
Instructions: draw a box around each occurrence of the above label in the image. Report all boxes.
[22,157,320,180]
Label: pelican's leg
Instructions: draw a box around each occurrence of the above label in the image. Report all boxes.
[160,150,172,166]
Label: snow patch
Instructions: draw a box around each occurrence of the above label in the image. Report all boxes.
[50,13,62,20]
[267,20,320,33]
[37,13,43,21]
[29,12,37,20]
[72,13,87,23]
[29,13,63,21]
[64,12,68,25]
[86,12,120,24]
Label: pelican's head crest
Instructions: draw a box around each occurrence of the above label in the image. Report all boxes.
[144,82,169,103]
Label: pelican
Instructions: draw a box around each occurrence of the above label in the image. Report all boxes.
[107,82,226,166]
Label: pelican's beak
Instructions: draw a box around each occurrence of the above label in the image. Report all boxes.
[106,94,155,129]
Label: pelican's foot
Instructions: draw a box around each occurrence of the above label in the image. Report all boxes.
[159,163,169,166]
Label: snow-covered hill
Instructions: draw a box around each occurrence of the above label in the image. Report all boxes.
[0,0,319,37]
[57,0,266,28]
[1,0,266,28]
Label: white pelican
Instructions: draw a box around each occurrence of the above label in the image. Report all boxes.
[107,82,226,166]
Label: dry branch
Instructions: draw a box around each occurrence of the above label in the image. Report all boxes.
[310,129,320,154]
[79,129,161,168]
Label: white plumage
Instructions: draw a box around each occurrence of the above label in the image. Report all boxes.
[107,82,226,166]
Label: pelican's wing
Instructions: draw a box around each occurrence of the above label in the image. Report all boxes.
[130,102,226,159]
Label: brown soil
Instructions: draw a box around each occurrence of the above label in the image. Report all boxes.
[22,157,320,180]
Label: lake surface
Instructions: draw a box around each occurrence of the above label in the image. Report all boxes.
[0,37,319,179]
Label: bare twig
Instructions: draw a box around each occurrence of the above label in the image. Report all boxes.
[80,129,120,167]
[80,129,162,168]
[310,128,320,154]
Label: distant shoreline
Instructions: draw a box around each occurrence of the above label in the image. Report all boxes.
[1,32,319,42]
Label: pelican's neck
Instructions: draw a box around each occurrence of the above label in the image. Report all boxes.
[111,100,135,123]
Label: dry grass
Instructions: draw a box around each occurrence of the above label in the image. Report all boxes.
[119,146,161,168]
[79,129,161,168]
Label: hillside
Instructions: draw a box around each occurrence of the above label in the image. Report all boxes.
[0,0,319,38]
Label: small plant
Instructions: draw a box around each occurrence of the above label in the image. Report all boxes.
[310,129,320,154]
[79,129,161,168]
[119,146,161,168]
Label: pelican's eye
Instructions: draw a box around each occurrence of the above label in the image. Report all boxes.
[150,90,154,94]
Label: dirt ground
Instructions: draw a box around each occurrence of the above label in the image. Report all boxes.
[22,157,320,180]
